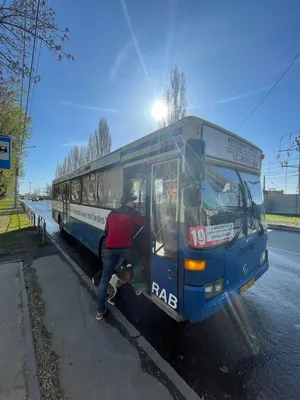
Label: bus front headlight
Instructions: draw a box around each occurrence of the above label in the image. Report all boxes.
[205,277,224,300]
[260,251,266,265]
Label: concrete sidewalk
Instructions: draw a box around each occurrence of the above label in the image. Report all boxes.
[26,254,192,400]
[0,261,39,400]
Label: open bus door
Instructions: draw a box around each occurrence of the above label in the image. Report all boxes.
[150,159,181,321]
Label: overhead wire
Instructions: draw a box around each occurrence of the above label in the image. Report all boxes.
[20,0,41,151]
[19,0,27,120]
[235,50,300,132]
[28,39,42,116]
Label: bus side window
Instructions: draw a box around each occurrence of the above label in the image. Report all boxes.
[55,184,63,201]
[53,185,58,200]
[70,178,81,203]
[82,175,90,205]
[123,164,148,216]
[98,168,122,209]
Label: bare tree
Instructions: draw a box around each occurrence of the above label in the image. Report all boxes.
[55,163,62,178]
[55,118,112,178]
[78,146,87,166]
[86,133,97,163]
[94,118,111,158]
[69,146,80,170]
[0,0,73,82]
[160,65,188,127]
[44,183,52,195]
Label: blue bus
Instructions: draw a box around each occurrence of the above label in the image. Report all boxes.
[52,116,269,323]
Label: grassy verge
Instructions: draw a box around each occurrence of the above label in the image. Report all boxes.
[0,197,23,211]
[0,197,38,255]
[0,198,31,234]
[266,214,300,227]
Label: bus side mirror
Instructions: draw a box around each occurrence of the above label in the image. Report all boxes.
[183,188,200,208]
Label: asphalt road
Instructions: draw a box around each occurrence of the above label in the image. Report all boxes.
[25,200,300,400]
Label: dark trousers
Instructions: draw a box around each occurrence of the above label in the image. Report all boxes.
[97,248,143,313]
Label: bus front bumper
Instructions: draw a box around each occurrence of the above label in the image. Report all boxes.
[183,261,269,323]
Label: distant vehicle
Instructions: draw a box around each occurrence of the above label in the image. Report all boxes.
[20,196,25,200]
[32,197,38,202]
[38,197,43,201]
[0,145,8,154]
[52,116,269,324]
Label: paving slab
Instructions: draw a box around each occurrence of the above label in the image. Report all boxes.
[0,261,39,400]
[31,255,179,400]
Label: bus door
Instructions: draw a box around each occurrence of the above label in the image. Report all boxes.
[123,164,151,282]
[62,181,70,229]
[150,159,180,320]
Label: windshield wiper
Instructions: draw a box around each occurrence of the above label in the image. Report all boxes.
[226,225,243,250]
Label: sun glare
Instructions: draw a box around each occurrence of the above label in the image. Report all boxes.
[151,100,168,121]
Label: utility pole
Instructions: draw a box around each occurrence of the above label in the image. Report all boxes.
[297,137,300,195]
[278,134,300,194]
[29,181,32,194]
[13,167,19,206]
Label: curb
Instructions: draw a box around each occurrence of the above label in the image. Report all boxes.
[19,260,41,400]
[46,232,200,400]
[267,224,300,233]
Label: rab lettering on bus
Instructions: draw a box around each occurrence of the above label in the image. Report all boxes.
[151,282,178,310]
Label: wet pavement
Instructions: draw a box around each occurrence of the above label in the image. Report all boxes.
[25,201,300,400]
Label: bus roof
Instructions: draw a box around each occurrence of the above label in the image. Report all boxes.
[52,115,263,185]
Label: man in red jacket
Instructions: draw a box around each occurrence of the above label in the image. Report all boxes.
[96,194,147,321]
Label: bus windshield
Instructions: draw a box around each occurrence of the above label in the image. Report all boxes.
[186,164,263,249]
[240,171,264,234]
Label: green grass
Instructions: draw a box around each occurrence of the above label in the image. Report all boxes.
[0,198,43,257]
[0,197,22,211]
[0,197,31,234]
[0,230,41,253]
[266,214,300,227]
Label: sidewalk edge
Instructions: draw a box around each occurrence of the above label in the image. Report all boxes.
[19,261,41,400]
[267,224,300,233]
[46,232,200,400]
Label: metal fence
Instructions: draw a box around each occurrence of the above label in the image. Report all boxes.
[264,193,300,215]
[21,202,47,244]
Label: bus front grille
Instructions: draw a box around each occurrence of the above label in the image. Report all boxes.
[238,243,254,256]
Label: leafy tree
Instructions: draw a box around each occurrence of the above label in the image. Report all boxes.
[0,94,31,197]
[0,0,73,82]
[160,65,188,127]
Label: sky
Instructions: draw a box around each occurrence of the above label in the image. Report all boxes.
[20,0,300,194]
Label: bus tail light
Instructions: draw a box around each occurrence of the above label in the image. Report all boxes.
[205,277,224,300]
[184,259,206,271]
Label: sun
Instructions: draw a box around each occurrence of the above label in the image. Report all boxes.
[151,100,168,121]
